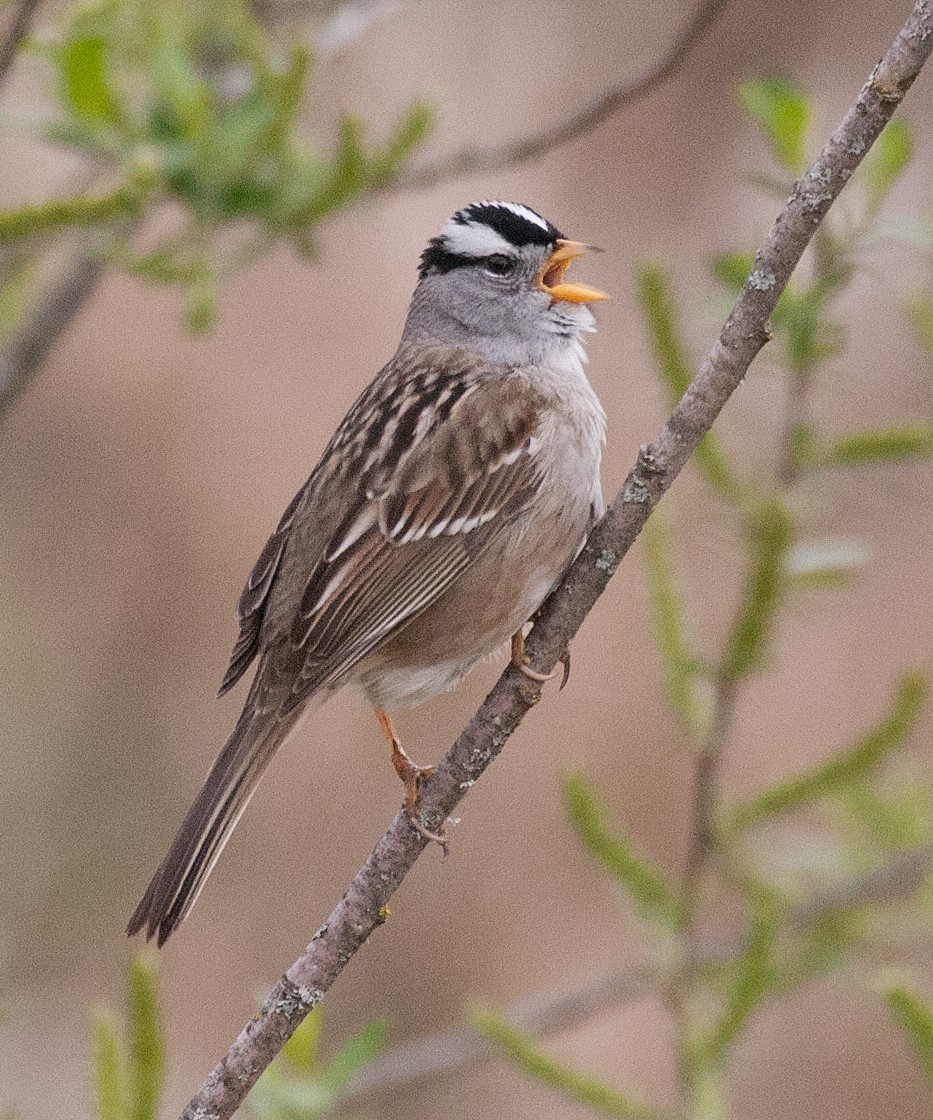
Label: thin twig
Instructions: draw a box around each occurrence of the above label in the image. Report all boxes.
[0,0,39,90]
[0,248,105,421]
[334,844,933,1108]
[394,0,728,190]
[669,670,740,1113]
[178,6,933,1117]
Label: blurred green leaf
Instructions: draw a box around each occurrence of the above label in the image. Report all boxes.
[280,1006,323,1075]
[861,119,913,215]
[707,890,782,1056]
[366,99,435,188]
[91,1013,129,1120]
[783,909,866,987]
[186,271,217,333]
[906,288,933,360]
[823,423,933,467]
[472,1011,659,1119]
[251,1012,387,1118]
[637,263,740,500]
[641,514,707,737]
[722,673,927,834]
[784,537,868,587]
[127,958,164,1120]
[834,776,933,853]
[60,35,121,124]
[739,78,812,175]
[563,772,679,931]
[0,255,31,346]
[883,976,933,1088]
[317,1019,388,1095]
[710,250,755,294]
[0,185,145,244]
[720,500,793,681]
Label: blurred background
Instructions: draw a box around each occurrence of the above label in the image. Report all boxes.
[1,0,932,1116]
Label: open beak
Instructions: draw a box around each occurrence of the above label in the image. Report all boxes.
[536,240,609,304]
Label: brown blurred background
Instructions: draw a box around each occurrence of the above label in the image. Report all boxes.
[1,0,932,1116]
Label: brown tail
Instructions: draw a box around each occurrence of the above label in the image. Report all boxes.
[127,707,297,947]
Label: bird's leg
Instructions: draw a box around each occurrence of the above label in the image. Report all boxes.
[375,708,448,849]
[511,629,563,684]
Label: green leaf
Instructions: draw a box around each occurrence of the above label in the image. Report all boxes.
[60,36,121,124]
[833,776,933,852]
[366,99,435,187]
[280,1005,323,1075]
[472,1011,659,1120]
[861,119,913,215]
[186,272,217,333]
[563,772,679,931]
[823,423,933,467]
[882,976,933,1088]
[722,673,927,834]
[906,288,933,360]
[0,255,31,346]
[710,250,755,294]
[318,1019,388,1094]
[127,957,164,1120]
[637,263,740,500]
[705,891,782,1057]
[91,1012,128,1120]
[739,78,812,175]
[641,514,707,737]
[0,185,145,244]
[720,500,793,681]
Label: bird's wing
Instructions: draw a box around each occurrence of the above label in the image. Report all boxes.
[218,479,311,696]
[219,345,545,707]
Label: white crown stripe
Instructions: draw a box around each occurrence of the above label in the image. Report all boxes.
[439,219,515,259]
[490,201,552,232]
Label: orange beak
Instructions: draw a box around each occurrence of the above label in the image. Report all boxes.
[536,240,609,304]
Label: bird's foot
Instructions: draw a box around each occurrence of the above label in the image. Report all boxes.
[376,708,449,851]
[510,631,571,689]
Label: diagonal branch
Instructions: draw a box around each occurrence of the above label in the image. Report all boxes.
[395,0,728,190]
[180,4,933,1116]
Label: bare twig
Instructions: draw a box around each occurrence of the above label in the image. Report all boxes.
[335,843,933,1107]
[395,0,728,191]
[0,0,39,90]
[177,5,933,1117]
[0,248,105,421]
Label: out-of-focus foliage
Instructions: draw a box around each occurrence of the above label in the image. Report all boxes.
[250,1005,388,1119]
[90,957,164,1120]
[0,0,432,329]
[479,77,933,1119]
[883,977,933,1089]
[563,770,679,932]
[88,961,388,1120]
[472,1010,660,1120]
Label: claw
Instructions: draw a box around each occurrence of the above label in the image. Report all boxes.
[510,630,568,686]
[376,708,449,851]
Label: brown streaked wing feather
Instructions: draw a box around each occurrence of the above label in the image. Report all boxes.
[218,477,312,696]
[282,367,542,710]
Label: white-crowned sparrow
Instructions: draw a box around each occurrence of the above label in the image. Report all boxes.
[128,201,608,945]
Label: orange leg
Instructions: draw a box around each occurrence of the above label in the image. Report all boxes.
[375,708,448,848]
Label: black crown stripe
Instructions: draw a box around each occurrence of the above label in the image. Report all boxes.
[418,201,563,279]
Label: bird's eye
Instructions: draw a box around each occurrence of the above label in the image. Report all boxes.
[484,254,516,277]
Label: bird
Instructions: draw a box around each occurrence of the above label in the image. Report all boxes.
[127,200,608,946]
